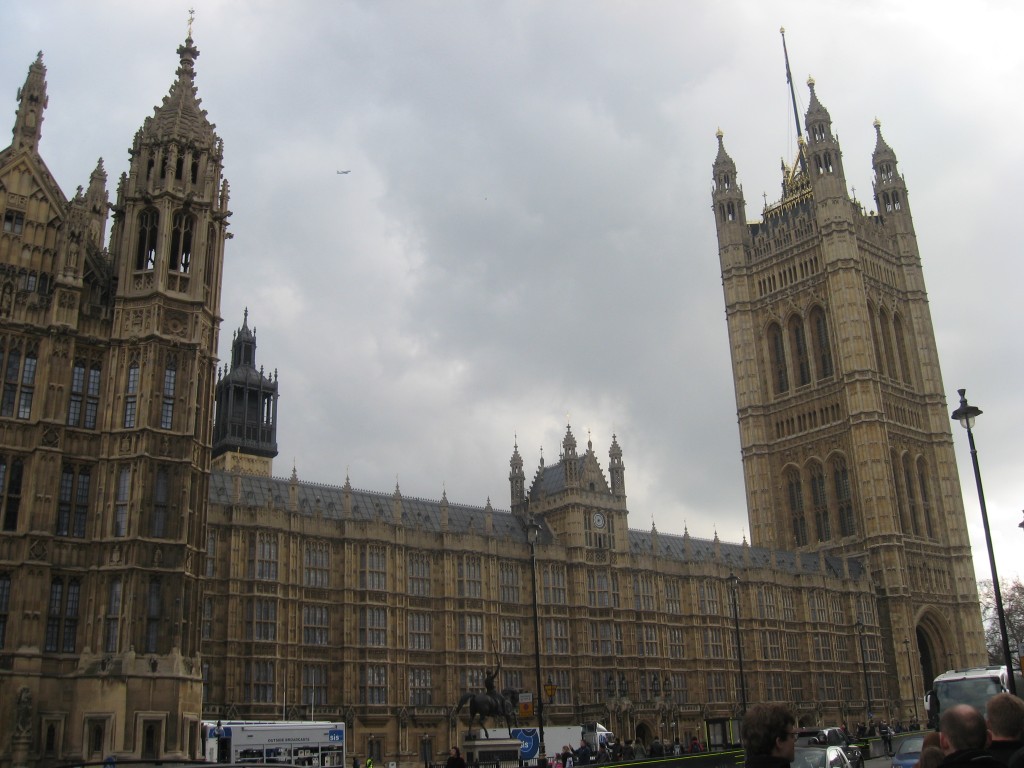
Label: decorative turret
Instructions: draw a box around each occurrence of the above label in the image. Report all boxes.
[12,52,47,153]
[509,439,526,506]
[608,434,625,499]
[211,309,279,475]
[803,78,848,195]
[108,34,229,308]
[562,423,578,485]
[871,119,913,224]
[711,129,749,272]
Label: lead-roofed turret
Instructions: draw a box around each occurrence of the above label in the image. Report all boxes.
[212,309,279,475]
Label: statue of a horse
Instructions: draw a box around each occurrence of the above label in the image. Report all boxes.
[454,688,519,738]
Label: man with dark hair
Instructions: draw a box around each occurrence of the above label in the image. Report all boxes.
[986,693,1024,766]
[741,703,798,768]
[938,704,1001,768]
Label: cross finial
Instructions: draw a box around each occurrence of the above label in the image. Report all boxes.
[188,8,196,37]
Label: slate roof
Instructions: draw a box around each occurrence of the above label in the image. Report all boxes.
[208,470,864,580]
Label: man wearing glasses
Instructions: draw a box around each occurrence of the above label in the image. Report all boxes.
[741,703,798,768]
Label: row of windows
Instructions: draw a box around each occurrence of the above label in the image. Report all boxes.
[766,306,834,396]
[214,661,885,708]
[868,301,914,386]
[135,208,195,274]
[785,456,857,545]
[0,575,163,655]
[0,347,181,431]
[220,536,875,627]
[206,596,875,657]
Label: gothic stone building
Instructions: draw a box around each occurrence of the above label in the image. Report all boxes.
[0,38,227,765]
[711,79,987,717]
[0,37,984,768]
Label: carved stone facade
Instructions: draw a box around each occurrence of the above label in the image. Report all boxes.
[0,33,986,768]
[203,426,884,764]
[710,80,987,718]
[0,39,227,766]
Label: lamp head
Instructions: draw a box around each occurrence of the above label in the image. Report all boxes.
[527,517,541,545]
[950,388,982,430]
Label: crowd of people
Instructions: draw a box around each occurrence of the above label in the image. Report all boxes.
[741,695,1024,768]
[546,733,705,766]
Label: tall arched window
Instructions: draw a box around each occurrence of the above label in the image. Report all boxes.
[169,211,195,273]
[868,301,884,375]
[832,457,855,537]
[879,308,897,381]
[902,453,919,536]
[789,316,810,387]
[135,208,159,271]
[809,462,831,541]
[891,449,909,534]
[809,306,834,379]
[786,469,807,546]
[916,457,934,538]
[893,313,912,385]
[767,323,789,396]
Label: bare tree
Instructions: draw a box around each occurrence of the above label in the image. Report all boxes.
[977,578,1024,673]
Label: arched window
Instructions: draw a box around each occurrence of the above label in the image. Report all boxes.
[135,208,159,271]
[893,313,912,385]
[867,301,884,374]
[809,306,834,379]
[902,453,919,536]
[786,469,807,546]
[169,211,195,273]
[809,462,831,541]
[891,449,909,534]
[833,457,855,537]
[917,458,934,539]
[789,316,810,387]
[879,307,897,380]
[767,323,789,396]
[124,362,139,428]
[160,358,176,429]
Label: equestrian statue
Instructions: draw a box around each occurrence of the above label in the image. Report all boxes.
[454,656,519,738]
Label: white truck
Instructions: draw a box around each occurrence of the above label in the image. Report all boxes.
[925,666,1019,727]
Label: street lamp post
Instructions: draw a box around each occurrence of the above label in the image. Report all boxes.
[855,620,871,721]
[950,389,1017,696]
[903,639,919,723]
[727,573,747,715]
[527,517,548,768]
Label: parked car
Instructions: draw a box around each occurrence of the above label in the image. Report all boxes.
[891,735,924,768]
[794,728,865,768]
[794,745,854,768]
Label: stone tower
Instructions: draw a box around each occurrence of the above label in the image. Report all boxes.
[711,79,986,711]
[0,35,228,763]
[211,309,279,477]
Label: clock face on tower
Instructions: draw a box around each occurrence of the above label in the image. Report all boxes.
[593,512,606,529]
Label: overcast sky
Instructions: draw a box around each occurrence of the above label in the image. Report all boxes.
[3,1,1021,584]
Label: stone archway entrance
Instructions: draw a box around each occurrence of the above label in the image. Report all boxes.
[916,626,937,691]
[635,721,653,747]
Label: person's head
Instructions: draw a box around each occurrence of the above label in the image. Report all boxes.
[921,731,940,752]
[939,704,990,753]
[450,747,461,758]
[917,746,945,768]
[986,692,1024,741]
[741,703,797,761]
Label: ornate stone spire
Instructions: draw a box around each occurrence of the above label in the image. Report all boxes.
[12,52,48,153]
